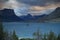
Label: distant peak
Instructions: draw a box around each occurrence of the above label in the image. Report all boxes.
[57,7,60,8]
[55,7,60,10]
[27,14,33,16]
[3,8,13,10]
[0,8,14,11]
[27,14,32,15]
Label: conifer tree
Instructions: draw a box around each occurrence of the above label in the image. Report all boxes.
[0,22,4,40]
[47,31,56,40]
[12,30,18,40]
[57,34,60,40]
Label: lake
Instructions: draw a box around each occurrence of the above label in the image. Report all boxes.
[2,22,60,38]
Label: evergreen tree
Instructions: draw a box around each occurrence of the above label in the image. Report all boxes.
[57,33,60,40]
[4,31,9,40]
[0,22,4,40]
[43,33,47,40]
[47,31,56,40]
[12,30,18,40]
[33,28,42,40]
[53,35,57,40]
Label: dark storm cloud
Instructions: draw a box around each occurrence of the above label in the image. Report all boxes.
[17,0,60,6]
[0,0,8,3]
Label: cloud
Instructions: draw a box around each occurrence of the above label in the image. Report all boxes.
[29,6,46,11]
[0,0,8,3]
[0,0,60,10]
[28,3,60,11]
[0,0,8,9]
[27,3,60,15]
[14,7,29,16]
[27,7,56,16]
[0,0,60,16]
[0,0,30,9]
[17,0,60,6]
[3,0,20,9]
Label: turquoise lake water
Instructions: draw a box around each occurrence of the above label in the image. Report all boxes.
[2,22,60,38]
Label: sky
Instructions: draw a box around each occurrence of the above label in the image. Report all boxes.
[0,0,60,16]
[3,22,60,39]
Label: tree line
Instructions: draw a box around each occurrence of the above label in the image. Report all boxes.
[0,22,18,40]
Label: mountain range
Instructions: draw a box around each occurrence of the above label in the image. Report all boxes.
[0,8,23,22]
[0,7,60,22]
[45,7,60,22]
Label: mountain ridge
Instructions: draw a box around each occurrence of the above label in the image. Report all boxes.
[0,7,60,22]
[0,8,23,22]
[44,7,60,22]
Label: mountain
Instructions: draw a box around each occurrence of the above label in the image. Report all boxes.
[45,7,60,22]
[0,8,47,22]
[20,14,33,20]
[0,9,45,22]
[47,7,60,19]
[0,8,50,22]
[19,14,47,22]
[0,8,23,22]
[0,7,60,22]
[34,7,60,22]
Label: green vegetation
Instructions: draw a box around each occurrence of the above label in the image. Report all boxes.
[20,38,33,40]
[12,30,18,40]
[57,34,60,40]
[0,22,18,40]
[0,22,4,40]
[47,31,57,40]
[43,33,47,40]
